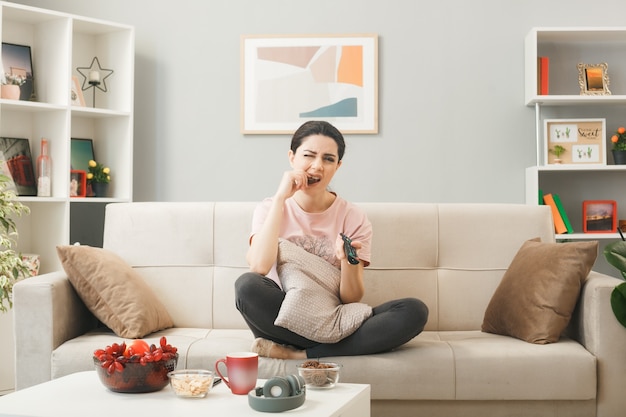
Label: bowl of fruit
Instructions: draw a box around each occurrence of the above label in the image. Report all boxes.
[93,336,178,393]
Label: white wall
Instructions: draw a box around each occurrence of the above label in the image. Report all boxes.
[10,0,626,203]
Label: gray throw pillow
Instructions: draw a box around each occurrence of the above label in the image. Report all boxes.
[275,239,372,343]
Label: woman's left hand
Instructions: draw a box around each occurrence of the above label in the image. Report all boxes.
[335,234,362,265]
[336,234,365,303]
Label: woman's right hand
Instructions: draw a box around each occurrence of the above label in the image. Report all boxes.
[275,170,308,200]
[248,170,308,274]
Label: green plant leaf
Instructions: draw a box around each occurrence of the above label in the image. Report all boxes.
[604,241,626,280]
[611,282,626,329]
[0,159,30,312]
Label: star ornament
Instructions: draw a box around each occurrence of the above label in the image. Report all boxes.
[77,57,114,93]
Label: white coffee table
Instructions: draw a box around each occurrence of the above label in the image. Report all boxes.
[0,371,370,417]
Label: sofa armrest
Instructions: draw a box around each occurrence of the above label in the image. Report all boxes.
[13,271,99,390]
[576,271,626,417]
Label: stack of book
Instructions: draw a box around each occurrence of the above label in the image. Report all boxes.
[542,192,573,234]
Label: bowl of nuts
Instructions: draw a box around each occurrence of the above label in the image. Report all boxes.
[93,336,178,393]
[296,360,342,389]
[168,369,215,398]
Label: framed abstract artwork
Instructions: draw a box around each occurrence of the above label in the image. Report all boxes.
[241,34,378,134]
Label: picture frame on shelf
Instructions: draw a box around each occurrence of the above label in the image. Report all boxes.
[1,42,35,101]
[241,33,378,134]
[0,151,17,194]
[583,200,617,233]
[0,137,36,196]
[577,62,610,96]
[70,138,94,172]
[544,118,606,165]
[70,170,87,197]
[71,76,85,106]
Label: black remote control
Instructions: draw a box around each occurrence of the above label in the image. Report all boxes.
[340,233,360,265]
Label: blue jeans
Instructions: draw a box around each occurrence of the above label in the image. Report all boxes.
[235,272,429,358]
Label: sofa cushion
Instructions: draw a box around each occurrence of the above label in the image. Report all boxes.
[56,245,174,338]
[481,239,598,344]
[442,331,596,400]
[51,329,596,402]
[275,239,372,343]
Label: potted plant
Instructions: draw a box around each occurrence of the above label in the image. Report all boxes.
[604,238,626,328]
[610,126,626,165]
[0,168,31,313]
[1,73,25,100]
[87,159,111,197]
[549,145,566,163]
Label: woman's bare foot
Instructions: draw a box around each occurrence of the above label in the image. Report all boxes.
[251,338,306,360]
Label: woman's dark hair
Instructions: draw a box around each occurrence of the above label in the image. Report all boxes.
[290,121,346,161]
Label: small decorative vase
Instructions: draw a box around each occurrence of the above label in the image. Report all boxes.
[90,182,109,197]
[1,84,21,100]
[612,150,626,165]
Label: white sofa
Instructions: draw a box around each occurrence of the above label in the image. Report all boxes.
[13,202,626,417]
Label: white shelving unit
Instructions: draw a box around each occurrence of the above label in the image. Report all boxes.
[0,2,134,275]
[0,2,133,394]
[525,27,626,275]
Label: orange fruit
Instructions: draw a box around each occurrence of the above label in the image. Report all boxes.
[124,339,150,357]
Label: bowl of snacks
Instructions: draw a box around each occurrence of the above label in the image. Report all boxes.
[296,360,342,389]
[93,336,178,393]
[168,369,214,398]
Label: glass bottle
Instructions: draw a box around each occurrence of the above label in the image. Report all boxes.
[37,139,51,197]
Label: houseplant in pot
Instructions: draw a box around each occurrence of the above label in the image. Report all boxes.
[0,168,31,313]
[87,159,111,197]
[0,73,25,100]
[610,126,626,165]
[603,233,626,328]
[549,145,566,164]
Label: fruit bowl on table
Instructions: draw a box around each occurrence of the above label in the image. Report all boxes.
[296,360,342,389]
[93,337,178,393]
